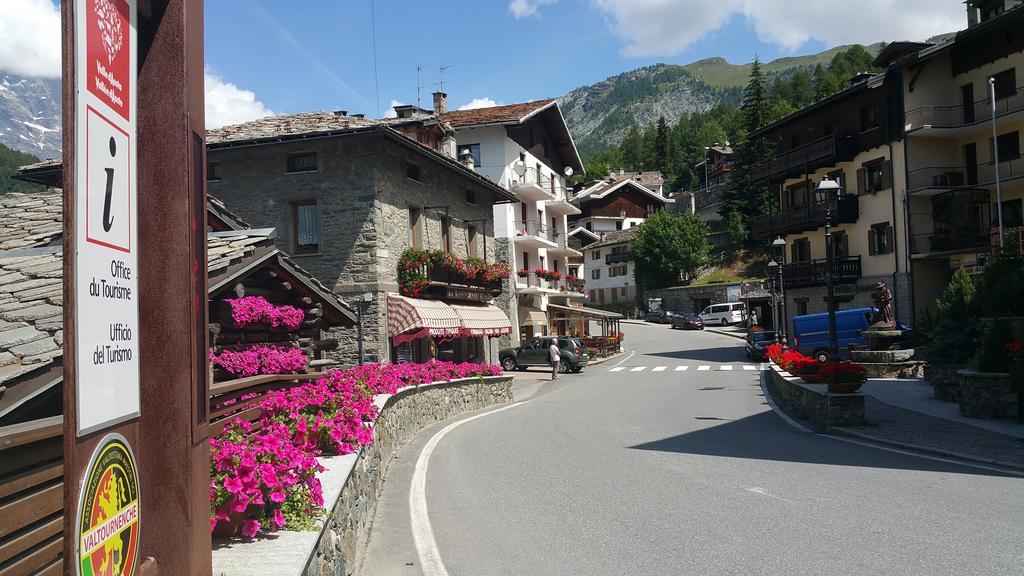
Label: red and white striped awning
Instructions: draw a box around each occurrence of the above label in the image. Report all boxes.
[450,303,513,337]
[388,294,462,345]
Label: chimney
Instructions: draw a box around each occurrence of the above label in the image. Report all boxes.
[351,113,365,119]
[967,2,980,27]
[333,110,347,116]
[432,91,448,115]
[459,147,476,170]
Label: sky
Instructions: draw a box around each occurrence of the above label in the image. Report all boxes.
[1,0,967,128]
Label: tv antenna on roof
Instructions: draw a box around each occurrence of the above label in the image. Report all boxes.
[415,64,426,108]
[437,64,454,93]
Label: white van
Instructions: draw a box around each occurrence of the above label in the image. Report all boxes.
[700,302,745,326]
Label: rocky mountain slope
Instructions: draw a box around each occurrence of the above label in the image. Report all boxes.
[0,73,61,160]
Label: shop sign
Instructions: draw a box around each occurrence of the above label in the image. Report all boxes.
[444,287,492,303]
[76,433,140,576]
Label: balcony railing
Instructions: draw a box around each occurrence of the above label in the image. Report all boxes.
[513,219,555,242]
[910,230,990,255]
[516,272,558,291]
[908,158,1024,192]
[750,196,860,241]
[509,166,556,200]
[905,85,1024,130]
[991,225,1024,253]
[590,208,628,219]
[605,252,630,265]
[751,134,837,183]
[421,262,503,295]
[783,255,862,289]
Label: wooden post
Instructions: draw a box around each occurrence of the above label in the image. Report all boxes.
[62,0,209,573]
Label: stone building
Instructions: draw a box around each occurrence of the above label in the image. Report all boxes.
[205,112,516,366]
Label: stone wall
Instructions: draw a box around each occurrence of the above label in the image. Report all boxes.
[306,376,513,576]
[925,363,967,402]
[765,365,866,431]
[957,369,1017,420]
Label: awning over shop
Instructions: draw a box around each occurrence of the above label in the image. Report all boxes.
[517,305,548,327]
[450,303,513,337]
[546,303,623,319]
[388,294,462,345]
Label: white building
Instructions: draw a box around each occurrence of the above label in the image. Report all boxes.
[441,97,588,341]
[582,228,638,308]
[572,176,672,233]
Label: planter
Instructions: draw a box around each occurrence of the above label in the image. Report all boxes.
[800,372,822,384]
[957,368,1014,419]
[826,381,864,394]
[924,363,967,402]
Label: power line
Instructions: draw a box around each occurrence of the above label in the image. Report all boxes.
[370,0,381,118]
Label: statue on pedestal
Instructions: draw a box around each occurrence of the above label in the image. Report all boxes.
[869,281,896,329]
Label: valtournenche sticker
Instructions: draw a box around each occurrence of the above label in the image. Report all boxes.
[77,433,140,576]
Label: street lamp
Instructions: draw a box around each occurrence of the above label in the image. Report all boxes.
[357,292,372,365]
[815,177,843,361]
[771,236,787,345]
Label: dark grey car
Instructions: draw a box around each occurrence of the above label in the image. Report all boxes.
[500,336,589,373]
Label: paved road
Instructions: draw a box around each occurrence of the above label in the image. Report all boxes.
[358,323,1024,576]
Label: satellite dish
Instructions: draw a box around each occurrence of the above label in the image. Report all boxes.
[513,161,527,177]
[563,166,574,177]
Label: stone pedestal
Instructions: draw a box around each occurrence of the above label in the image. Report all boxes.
[851,329,919,378]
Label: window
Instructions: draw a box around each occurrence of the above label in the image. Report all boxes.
[827,169,845,192]
[790,135,801,149]
[786,182,810,209]
[858,159,891,194]
[406,161,421,182]
[441,217,451,253]
[596,288,604,304]
[585,221,592,231]
[868,222,894,255]
[286,151,318,173]
[460,143,481,167]
[832,231,849,258]
[992,68,1016,100]
[1001,198,1024,227]
[592,250,601,260]
[409,208,423,249]
[615,221,623,230]
[569,267,578,277]
[860,105,879,132]
[620,287,627,297]
[646,203,656,216]
[468,225,479,258]
[522,252,529,270]
[291,200,319,255]
[990,130,1021,162]
[796,299,808,316]
[207,161,221,182]
[465,189,477,205]
[791,238,811,263]
[982,2,1004,21]
[591,269,601,280]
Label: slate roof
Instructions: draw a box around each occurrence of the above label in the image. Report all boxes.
[587,227,638,249]
[440,99,557,128]
[0,192,63,251]
[206,111,379,146]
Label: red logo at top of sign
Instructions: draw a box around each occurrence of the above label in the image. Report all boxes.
[86,0,130,122]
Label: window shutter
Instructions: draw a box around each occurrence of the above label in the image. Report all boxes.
[856,168,867,196]
[884,225,894,254]
[868,228,877,255]
[882,160,893,190]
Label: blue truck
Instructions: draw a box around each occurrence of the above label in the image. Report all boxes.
[791,307,909,361]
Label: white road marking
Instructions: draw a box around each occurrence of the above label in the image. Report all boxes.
[675,366,688,371]
[630,366,646,372]
[410,401,529,576]
[610,349,635,368]
[697,365,710,371]
[719,365,733,371]
[609,367,626,372]
[653,366,667,372]
[744,486,796,504]
[743,365,757,370]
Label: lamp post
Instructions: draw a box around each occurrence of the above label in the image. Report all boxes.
[816,177,842,361]
[357,292,372,365]
[990,76,1005,249]
[771,236,787,346]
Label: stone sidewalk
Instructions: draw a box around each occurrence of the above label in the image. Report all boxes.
[833,396,1024,471]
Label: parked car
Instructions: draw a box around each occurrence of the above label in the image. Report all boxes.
[791,307,911,361]
[745,330,779,361]
[645,310,675,324]
[671,312,704,330]
[699,302,745,326]
[499,336,589,373]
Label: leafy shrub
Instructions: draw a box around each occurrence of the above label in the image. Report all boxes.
[974,251,1024,317]
[976,320,1015,373]
[926,267,979,365]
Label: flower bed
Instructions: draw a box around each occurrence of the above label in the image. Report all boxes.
[765,343,865,391]
[209,361,502,538]
[397,249,510,296]
[225,296,305,331]
[210,345,308,378]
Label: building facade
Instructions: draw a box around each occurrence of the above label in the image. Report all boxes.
[573,176,672,233]
[206,112,517,366]
[582,228,639,309]
[442,99,588,341]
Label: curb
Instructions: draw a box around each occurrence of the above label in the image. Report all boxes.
[829,427,1024,475]
[706,328,745,341]
[586,351,624,366]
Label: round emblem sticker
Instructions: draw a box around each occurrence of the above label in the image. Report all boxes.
[77,433,140,576]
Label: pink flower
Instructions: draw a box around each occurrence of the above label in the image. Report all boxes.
[242,519,261,539]
[223,475,243,494]
[272,508,286,530]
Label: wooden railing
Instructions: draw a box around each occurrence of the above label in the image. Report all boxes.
[0,415,64,575]
[782,255,862,289]
[208,372,329,436]
[750,196,860,241]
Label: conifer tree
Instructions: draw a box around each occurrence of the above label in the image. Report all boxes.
[721,58,773,238]
[654,116,669,175]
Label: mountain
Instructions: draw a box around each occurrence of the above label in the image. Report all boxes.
[558,44,888,153]
[0,73,61,159]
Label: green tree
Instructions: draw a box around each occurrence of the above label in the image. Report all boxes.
[620,125,644,171]
[629,210,711,289]
[721,58,773,234]
[927,267,979,365]
[0,144,45,195]
[654,116,669,175]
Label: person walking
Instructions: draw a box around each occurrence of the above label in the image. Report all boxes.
[549,339,561,381]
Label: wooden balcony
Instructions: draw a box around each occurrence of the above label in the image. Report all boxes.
[418,263,503,299]
[783,255,862,289]
[750,196,860,242]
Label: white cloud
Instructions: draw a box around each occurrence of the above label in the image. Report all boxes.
[590,0,965,57]
[383,99,405,119]
[509,0,556,19]
[0,0,61,77]
[458,97,499,110]
[204,69,275,129]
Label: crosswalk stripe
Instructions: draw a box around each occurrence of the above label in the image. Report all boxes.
[675,366,688,371]
[609,367,626,372]
[697,365,710,371]
[630,366,646,372]
[653,366,667,372]
[719,365,733,371]
[743,365,757,370]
